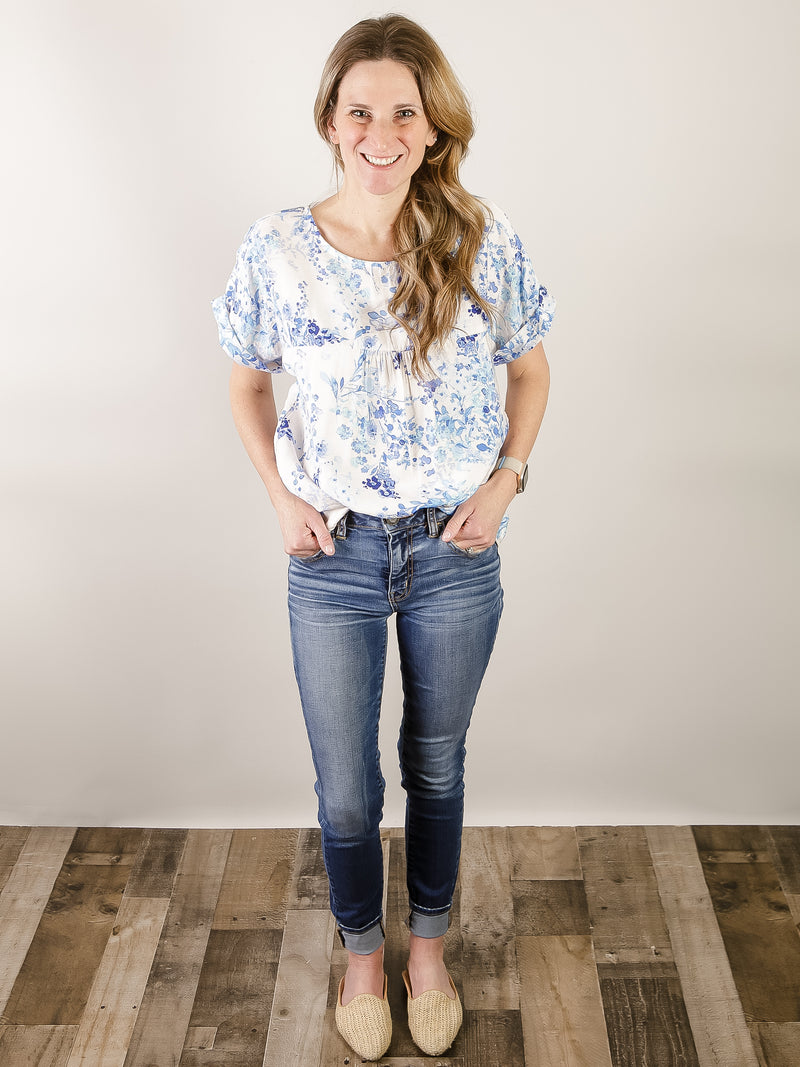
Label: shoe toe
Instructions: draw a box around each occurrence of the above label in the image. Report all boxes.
[335,976,392,1061]
[403,969,463,1056]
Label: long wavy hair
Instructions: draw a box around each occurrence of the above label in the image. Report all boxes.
[314,14,493,376]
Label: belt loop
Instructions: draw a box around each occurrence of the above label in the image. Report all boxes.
[426,507,438,537]
[334,512,349,540]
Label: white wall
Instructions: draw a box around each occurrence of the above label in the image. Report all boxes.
[2,0,798,827]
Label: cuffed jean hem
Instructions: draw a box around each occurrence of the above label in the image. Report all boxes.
[407,907,451,939]
[337,918,385,955]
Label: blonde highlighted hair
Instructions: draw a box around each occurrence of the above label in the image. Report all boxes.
[313,14,493,376]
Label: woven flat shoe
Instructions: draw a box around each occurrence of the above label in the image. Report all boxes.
[335,974,392,1061]
[402,968,463,1056]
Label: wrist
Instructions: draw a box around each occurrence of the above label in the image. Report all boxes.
[487,468,519,506]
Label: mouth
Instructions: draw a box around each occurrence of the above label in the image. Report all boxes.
[362,153,401,168]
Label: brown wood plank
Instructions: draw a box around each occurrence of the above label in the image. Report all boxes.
[0,1024,77,1066]
[766,826,800,928]
[462,1009,524,1067]
[512,880,590,937]
[460,827,519,1010]
[646,826,760,1067]
[123,829,233,1067]
[212,828,298,930]
[750,1022,800,1067]
[0,827,76,1020]
[178,929,282,1066]
[599,977,700,1067]
[287,828,329,910]
[0,828,31,894]
[508,827,582,880]
[692,826,772,858]
[262,909,333,1067]
[3,832,131,1024]
[577,827,674,972]
[64,896,169,1067]
[124,828,187,898]
[69,828,144,860]
[516,935,613,1067]
[697,859,800,1022]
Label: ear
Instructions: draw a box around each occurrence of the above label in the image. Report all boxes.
[327,119,339,145]
[426,128,438,148]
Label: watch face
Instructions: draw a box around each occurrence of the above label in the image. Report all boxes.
[519,465,529,493]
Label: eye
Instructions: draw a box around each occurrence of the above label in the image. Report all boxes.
[397,109,416,120]
[349,109,370,120]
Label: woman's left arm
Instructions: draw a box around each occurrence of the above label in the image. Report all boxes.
[442,341,550,551]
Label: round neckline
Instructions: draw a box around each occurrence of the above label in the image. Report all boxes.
[305,206,397,268]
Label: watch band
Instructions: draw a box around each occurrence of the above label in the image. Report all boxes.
[493,455,528,493]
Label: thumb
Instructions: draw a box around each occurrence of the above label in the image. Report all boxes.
[310,515,335,555]
[442,507,466,542]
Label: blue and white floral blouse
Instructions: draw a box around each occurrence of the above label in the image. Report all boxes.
[212,202,555,527]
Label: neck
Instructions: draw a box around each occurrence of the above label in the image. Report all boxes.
[331,177,410,243]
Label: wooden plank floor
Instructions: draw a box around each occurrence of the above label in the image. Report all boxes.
[0,826,798,1066]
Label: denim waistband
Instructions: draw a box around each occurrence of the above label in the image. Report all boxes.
[333,507,450,540]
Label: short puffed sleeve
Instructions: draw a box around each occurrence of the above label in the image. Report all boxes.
[479,203,556,365]
[211,225,283,373]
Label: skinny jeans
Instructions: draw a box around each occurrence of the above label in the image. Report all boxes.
[287,507,503,953]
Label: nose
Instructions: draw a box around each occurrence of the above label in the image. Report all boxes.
[369,116,395,151]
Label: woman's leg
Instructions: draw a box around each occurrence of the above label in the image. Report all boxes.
[395,528,503,991]
[287,537,392,982]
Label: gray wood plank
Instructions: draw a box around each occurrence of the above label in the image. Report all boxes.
[64,896,170,1067]
[577,827,674,972]
[178,929,282,1066]
[0,827,76,1021]
[508,827,582,880]
[262,909,333,1067]
[517,935,613,1067]
[0,828,31,894]
[647,826,759,1067]
[213,828,298,930]
[123,829,232,1067]
[460,827,519,1010]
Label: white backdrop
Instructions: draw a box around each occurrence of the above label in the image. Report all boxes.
[2,0,798,827]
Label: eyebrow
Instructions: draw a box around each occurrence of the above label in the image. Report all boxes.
[343,102,422,109]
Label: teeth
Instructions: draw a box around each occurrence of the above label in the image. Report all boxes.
[364,154,400,166]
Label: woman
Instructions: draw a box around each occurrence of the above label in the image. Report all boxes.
[213,14,554,1060]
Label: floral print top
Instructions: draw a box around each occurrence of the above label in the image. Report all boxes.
[212,203,555,526]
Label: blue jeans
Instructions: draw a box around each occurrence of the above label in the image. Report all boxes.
[287,507,503,953]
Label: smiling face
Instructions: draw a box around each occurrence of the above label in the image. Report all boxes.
[327,59,438,199]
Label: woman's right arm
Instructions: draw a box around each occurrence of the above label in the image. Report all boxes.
[228,363,335,557]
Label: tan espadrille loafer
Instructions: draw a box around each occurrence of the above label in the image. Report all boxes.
[402,968,463,1056]
[335,974,392,1061]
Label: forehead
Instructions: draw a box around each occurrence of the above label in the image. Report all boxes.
[337,59,422,105]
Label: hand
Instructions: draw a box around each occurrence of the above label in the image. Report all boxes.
[273,490,335,558]
[441,472,518,553]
